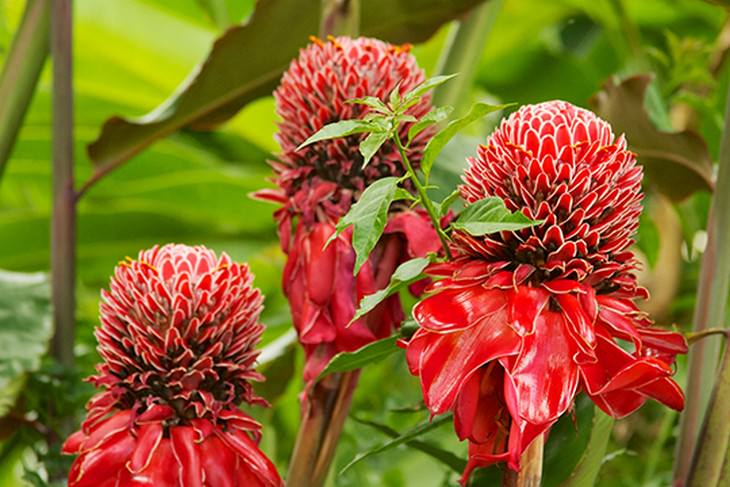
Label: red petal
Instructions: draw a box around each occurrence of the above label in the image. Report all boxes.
[384,210,441,257]
[200,435,236,487]
[170,426,204,487]
[414,286,508,333]
[509,286,549,336]
[305,224,337,305]
[218,429,283,487]
[128,423,163,473]
[70,431,135,487]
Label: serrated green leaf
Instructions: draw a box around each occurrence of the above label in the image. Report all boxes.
[408,106,454,145]
[452,197,542,236]
[421,102,511,179]
[326,177,401,274]
[316,335,399,381]
[351,415,467,473]
[0,270,52,418]
[351,257,430,323]
[360,131,390,167]
[348,96,390,113]
[340,414,452,474]
[402,74,459,106]
[559,408,614,487]
[296,120,377,151]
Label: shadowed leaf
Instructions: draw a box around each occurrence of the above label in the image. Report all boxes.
[591,75,714,201]
[317,336,399,381]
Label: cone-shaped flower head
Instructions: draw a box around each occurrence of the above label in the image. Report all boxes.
[63,244,283,487]
[257,36,441,387]
[401,102,687,484]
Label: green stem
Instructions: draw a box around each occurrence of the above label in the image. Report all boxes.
[432,0,503,114]
[678,76,730,486]
[51,0,75,368]
[0,0,50,183]
[319,0,360,38]
[394,135,452,259]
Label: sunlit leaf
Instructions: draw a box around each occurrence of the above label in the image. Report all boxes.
[591,75,714,201]
[0,270,52,418]
[296,120,378,150]
[559,407,614,487]
[402,74,459,106]
[420,102,510,179]
[452,197,542,236]
[408,106,453,144]
[351,257,430,323]
[316,336,399,381]
[360,130,390,167]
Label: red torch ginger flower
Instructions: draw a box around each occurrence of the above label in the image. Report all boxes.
[256,36,441,386]
[63,244,283,487]
[401,101,687,484]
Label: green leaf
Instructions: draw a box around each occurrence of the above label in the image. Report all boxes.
[351,257,430,323]
[559,408,614,487]
[297,120,377,151]
[420,102,510,179]
[452,197,542,236]
[360,131,390,167]
[326,177,401,274]
[255,329,297,403]
[402,74,459,105]
[543,395,594,487]
[348,96,390,113]
[591,75,713,201]
[316,335,399,381]
[0,270,52,418]
[350,415,467,473]
[86,0,487,178]
[407,106,453,145]
[340,414,452,474]
[637,210,660,269]
[438,189,461,217]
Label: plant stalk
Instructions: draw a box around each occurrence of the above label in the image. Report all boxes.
[319,0,360,38]
[502,434,544,487]
[0,0,50,182]
[675,77,730,486]
[394,135,452,258]
[432,0,503,114]
[51,0,76,368]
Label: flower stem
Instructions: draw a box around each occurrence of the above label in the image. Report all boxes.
[0,0,50,183]
[319,0,360,38]
[51,0,76,369]
[675,75,730,486]
[502,434,544,487]
[394,135,452,258]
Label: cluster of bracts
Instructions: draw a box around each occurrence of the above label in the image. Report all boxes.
[63,36,686,486]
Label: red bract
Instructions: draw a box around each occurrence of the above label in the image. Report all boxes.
[63,244,283,487]
[257,36,440,387]
[401,101,687,484]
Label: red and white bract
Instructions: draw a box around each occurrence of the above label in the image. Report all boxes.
[63,244,283,487]
[401,101,687,484]
[258,36,441,387]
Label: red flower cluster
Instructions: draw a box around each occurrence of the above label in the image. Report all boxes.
[257,36,440,386]
[63,245,283,487]
[401,101,687,483]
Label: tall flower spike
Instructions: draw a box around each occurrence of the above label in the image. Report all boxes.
[401,101,687,484]
[256,36,441,387]
[63,244,283,487]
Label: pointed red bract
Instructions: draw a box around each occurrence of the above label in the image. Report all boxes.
[258,36,441,388]
[401,102,687,484]
[64,245,283,487]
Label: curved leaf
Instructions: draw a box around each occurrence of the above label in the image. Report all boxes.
[86,0,489,181]
[316,335,399,381]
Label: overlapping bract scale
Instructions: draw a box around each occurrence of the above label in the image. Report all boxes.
[401,102,687,484]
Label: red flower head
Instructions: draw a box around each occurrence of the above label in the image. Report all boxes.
[256,36,441,386]
[63,244,283,487]
[401,101,687,483]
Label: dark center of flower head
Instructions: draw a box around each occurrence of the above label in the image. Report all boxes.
[273,36,433,217]
[92,244,266,424]
[458,101,643,294]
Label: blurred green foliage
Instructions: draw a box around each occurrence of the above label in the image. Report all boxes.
[0,0,727,485]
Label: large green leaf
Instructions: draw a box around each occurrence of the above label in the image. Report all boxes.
[452,196,542,236]
[559,407,614,487]
[85,0,488,179]
[0,270,52,418]
[591,75,714,201]
[543,395,595,487]
[316,335,399,381]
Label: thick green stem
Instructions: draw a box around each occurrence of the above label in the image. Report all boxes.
[319,0,360,38]
[675,80,730,486]
[0,0,50,182]
[395,135,452,258]
[51,0,75,368]
[432,0,502,114]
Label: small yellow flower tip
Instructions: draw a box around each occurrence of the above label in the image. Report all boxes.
[140,261,158,273]
[393,43,412,54]
[308,35,325,48]
[326,35,343,49]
